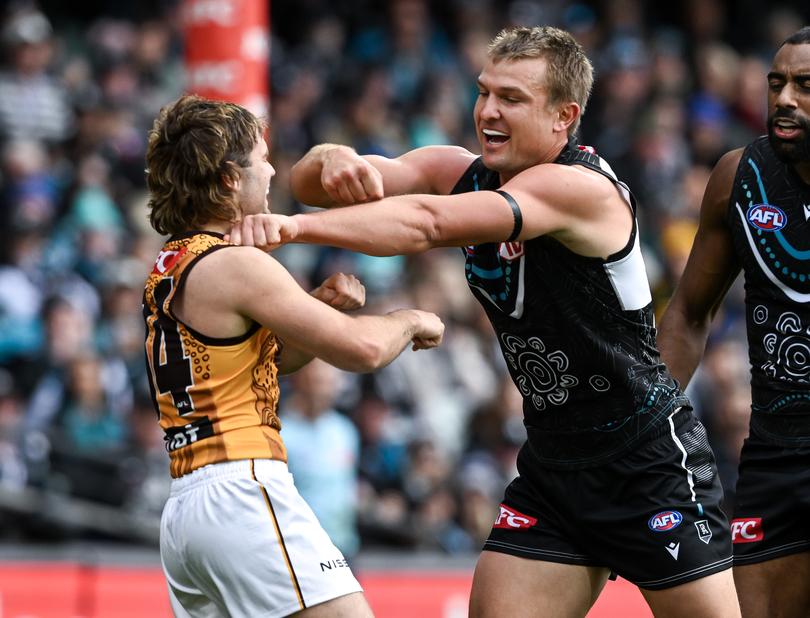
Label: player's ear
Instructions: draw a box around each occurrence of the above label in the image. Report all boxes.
[554,102,580,134]
[220,161,241,192]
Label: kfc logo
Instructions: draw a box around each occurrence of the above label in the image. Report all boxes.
[731,518,764,543]
[493,504,537,530]
[152,247,188,274]
[498,241,524,260]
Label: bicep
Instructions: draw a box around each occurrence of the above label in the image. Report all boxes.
[368,146,477,196]
[498,167,588,241]
[232,255,361,359]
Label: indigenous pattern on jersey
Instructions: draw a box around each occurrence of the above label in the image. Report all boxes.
[728,136,810,440]
[143,231,285,478]
[453,140,689,468]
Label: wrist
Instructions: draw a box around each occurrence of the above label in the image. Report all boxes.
[289,213,306,242]
[319,143,355,164]
[392,308,419,337]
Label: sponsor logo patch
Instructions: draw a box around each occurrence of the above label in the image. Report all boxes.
[665,541,680,560]
[648,510,683,532]
[493,504,537,530]
[320,558,350,572]
[498,241,524,260]
[747,204,787,231]
[153,247,188,274]
[694,520,712,544]
[731,518,764,543]
[164,417,214,452]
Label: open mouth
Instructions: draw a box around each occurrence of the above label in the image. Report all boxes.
[482,128,510,146]
[772,118,804,140]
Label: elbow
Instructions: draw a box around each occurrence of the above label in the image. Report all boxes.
[408,203,442,252]
[330,338,388,373]
[351,338,388,372]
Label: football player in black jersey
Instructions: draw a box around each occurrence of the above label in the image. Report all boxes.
[234,26,740,618]
[660,27,810,618]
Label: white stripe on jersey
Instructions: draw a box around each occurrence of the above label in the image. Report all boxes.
[603,231,652,311]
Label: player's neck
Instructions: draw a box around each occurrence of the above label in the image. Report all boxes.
[197,219,232,235]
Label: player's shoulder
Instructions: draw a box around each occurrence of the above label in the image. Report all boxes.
[705,148,746,199]
[189,244,282,281]
[514,157,615,198]
[715,147,745,176]
[694,148,747,221]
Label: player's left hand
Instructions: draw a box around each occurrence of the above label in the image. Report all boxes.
[310,272,365,311]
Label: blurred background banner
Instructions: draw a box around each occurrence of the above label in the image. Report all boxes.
[183,0,269,114]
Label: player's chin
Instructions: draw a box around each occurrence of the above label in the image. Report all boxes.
[769,131,810,164]
[481,152,506,171]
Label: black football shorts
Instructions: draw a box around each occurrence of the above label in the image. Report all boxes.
[731,426,810,565]
[483,410,733,590]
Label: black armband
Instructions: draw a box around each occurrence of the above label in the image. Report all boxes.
[496,190,523,242]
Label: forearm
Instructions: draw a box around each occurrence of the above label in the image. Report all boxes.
[288,189,515,255]
[657,305,711,389]
[291,197,438,256]
[290,144,354,207]
[325,310,424,373]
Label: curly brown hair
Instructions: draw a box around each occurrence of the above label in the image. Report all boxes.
[146,95,266,235]
[488,26,593,136]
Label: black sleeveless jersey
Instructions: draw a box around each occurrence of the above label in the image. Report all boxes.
[728,136,810,441]
[452,141,689,469]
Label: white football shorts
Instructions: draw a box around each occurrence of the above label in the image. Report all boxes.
[160,459,363,617]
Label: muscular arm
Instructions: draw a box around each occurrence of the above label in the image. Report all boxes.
[290,143,477,206]
[178,248,443,374]
[658,149,743,388]
[282,163,632,258]
[276,273,366,374]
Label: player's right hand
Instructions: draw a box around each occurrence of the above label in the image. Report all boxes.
[322,148,384,205]
[410,310,445,350]
[227,214,299,251]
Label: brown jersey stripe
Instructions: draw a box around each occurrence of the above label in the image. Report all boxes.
[262,427,287,461]
[251,459,305,609]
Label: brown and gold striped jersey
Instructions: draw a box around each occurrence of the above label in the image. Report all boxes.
[143,231,286,478]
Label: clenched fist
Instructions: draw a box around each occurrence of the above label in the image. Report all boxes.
[310,273,365,311]
[227,214,300,252]
[321,148,384,205]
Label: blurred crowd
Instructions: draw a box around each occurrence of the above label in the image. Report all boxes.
[0,0,806,557]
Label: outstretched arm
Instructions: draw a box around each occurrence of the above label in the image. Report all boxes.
[185,247,444,374]
[658,149,744,388]
[235,162,634,259]
[290,143,477,206]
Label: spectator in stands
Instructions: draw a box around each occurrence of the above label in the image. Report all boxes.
[281,359,362,560]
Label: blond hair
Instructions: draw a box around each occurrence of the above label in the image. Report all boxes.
[488,26,593,134]
[146,95,265,235]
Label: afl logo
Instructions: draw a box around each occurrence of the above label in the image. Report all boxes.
[747,204,787,231]
[648,510,683,532]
